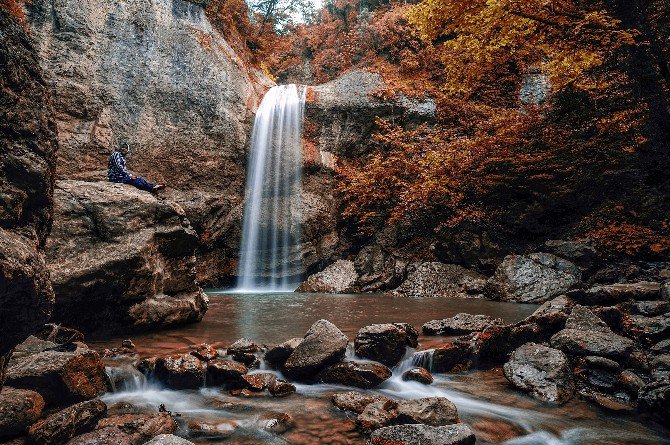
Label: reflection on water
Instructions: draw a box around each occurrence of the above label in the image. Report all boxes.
[92,293,670,445]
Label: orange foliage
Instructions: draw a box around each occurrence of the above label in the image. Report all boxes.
[205,0,269,64]
[1,0,29,29]
[586,222,670,257]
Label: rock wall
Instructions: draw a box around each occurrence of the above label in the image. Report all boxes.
[45,180,208,334]
[26,0,272,285]
[0,8,58,387]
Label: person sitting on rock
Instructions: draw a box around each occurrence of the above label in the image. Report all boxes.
[107,142,164,193]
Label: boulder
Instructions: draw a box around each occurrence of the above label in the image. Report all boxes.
[392,262,487,298]
[503,343,574,404]
[45,180,208,335]
[205,360,247,389]
[34,325,85,345]
[242,373,277,392]
[154,354,206,389]
[662,281,670,301]
[357,400,399,433]
[268,380,296,397]
[145,435,196,445]
[368,424,476,445]
[187,419,238,439]
[486,253,581,303]
[568,282,661,305]
[638,381,670,425]
[402,368,433,385]
[423,314,504,336]
[0,388,45,439]
[331,392,389,414]
[354,243,408,292]
[317,361,392,389]
[565,305,611,332]
[630,301,670,317]
[227,338,260,367]
[296,260,359,293]
[66,427,133,445]
[28,399,107,445]
[264,338,302,369]
[0,7,58,388]
[5,345,108,406]
[623,314,670,342]
[354,323,419,367]
[652,339,670,355]
[651,355,670,380]
[395,397,460,427]
[258,412,295,434]
[96,413,177,443]
[544,239,600,272]
[282,320,348,380]
[528,295,574,328]
[189,344,218,362]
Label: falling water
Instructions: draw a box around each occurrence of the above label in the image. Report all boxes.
[236,85,306,292]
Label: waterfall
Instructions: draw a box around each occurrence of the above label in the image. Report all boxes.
[236,85,306,292]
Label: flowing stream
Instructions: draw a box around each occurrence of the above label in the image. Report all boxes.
[92,293,669,444]
[236,85,306,292]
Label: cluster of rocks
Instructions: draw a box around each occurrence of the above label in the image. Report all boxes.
[0,330,192,445]
[420,282,670,426]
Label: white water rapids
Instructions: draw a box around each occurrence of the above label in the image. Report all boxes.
[236,85,306,292]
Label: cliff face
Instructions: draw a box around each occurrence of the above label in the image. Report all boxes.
[0,9,58,386]
[26,0,272,285]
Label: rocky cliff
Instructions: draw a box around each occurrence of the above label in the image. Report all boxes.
[45,180,208,335]
[26,0,272,285]
[0,8,59,386]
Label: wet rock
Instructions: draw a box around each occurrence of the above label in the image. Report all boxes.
[584,355,620,371]
[283,320,348,380]
[268,380,296,397]
[264,338,302,369]
[430,343,473,374]
[652,339,670,355]
[504,343,574,404]
[623,314,670,342]
[395,397,460,427]
[66,426,133,445]
[259,412,295,434]
[368,423,476,445]
[357,400,399,433]
[579,390,634,412]
[46,181,208,335]
[297,260,359,293]
[98,413,177,443]
[486,253,581,303]
[638,380,670,424]
[662,281,670,301]
[392,262,487,298]
[354,243,408,292]
[106,365,145,392]
[354,323,419,367]
[228,388,261,398]
[187,419,238,440]
[227,338,260,367]
[550,329,634,360]
[145,434,196,445]
[0,7,58,388]
[630,301,670,317]
[402,368,433,385]
[136,358,158,376]
[121,340,135,350]
[331,392,389,414]
[206,359,248,389]
[28,399,106,445]
[242,373,277,391]
[190,344,218,362]
[317,361,392,389]
[529,295,574,328]
[5,346,108,405]
[568,282,662,305]
[0,388,45,439]
[154,354,206,389]
[619,370,646,394]
[565,305,611,332]
[34,325,85,345]
[651,355,670,380]
[423,314,504,336]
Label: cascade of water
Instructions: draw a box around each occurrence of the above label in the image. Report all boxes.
[236,85,306,292]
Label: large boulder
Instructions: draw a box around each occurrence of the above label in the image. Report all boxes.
[0,8,58,387]
[296,260,358,293]
[368,424,476,445]
[0,387,45,439]
[354,323,419,367]
[282,320,348,380]
[568,281,661,305]
[503,343,574,404]
[28,398,107,445]
[317,361,392,389]
[423,313,504,336]
[264,338,302,369]
[96,413,177,443]
[154,354,206,389]
[45,180,208,334]
[395,397,460,427]
[392,262,487,298]
[5,343,108,406]
[26,0,273,286]
[486,253,581,303]
[205,360,247,389]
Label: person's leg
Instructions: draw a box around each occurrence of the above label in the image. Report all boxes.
[124,177,155,192]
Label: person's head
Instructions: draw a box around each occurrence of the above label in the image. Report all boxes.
[118,141,130,156]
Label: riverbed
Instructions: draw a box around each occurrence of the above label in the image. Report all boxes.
[91,292,670,444]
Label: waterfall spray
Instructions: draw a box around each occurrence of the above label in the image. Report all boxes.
[236,85,306,291]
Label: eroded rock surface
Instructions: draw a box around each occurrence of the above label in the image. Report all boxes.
[46,180,208,334]
[393,263,487,298]
[296,260,358,293]
[423,314,504,336]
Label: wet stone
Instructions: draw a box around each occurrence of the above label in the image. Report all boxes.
[187,419,239,439]
[369,423,476,445]
[401,367,434,385]
[259,412,296,434]
[331,391,390,414]
[190,344,219,362]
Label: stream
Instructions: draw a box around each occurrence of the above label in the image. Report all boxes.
[90,292,670,444]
